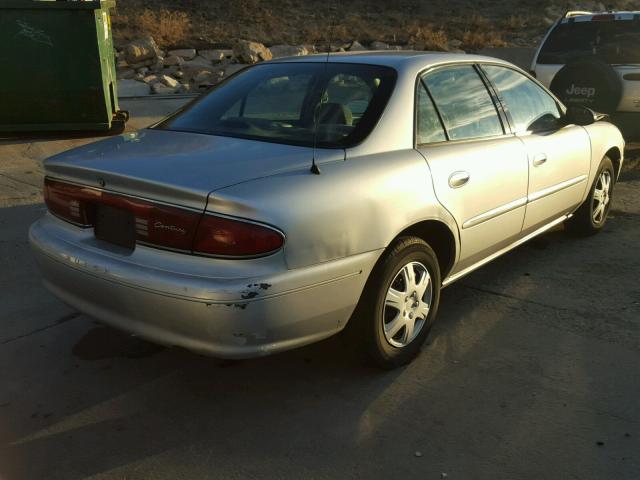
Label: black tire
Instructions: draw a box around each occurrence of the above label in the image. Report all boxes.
[350,236,441,369]
[566,156,615,236]
[550,58,622,114]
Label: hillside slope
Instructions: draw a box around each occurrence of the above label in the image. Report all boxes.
[111,0,639,50]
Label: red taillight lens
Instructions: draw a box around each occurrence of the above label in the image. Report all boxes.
[44,178,284,257]
[44,178,200,251]
[193,215,284,257]
[112,196,200,251]
[44,178,97,226]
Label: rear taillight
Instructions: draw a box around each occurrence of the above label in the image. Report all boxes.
[44,178,200,251]
[44,178,284,257]
[105,195,200,251]
[44,178,97,226]
[193,215,284,257]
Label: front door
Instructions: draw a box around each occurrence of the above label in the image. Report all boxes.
[481,64,591,232]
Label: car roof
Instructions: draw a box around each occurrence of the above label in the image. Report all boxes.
[270,51,515,74]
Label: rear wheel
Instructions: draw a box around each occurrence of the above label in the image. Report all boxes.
[352,237,441,369]
[566,156,615,236]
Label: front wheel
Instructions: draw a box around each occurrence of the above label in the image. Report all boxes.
[566,156,615,236]
[353,237,441,369]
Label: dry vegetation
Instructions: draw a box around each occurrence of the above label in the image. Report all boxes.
[135,9,191,46]
[110,0,640,50]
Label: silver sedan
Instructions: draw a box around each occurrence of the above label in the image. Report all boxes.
[30,52,624,368]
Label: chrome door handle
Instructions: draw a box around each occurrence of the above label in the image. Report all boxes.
[449,171,470,188]
[533,154,547,167]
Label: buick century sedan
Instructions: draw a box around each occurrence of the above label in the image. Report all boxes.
[30,52,624,368]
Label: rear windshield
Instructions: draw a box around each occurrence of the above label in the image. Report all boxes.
[156,62,397,148]
[539,20,640,64]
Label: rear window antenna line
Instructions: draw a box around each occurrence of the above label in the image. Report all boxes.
[311,0,338,175]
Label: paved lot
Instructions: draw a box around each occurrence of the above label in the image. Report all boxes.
[1,99,639,479]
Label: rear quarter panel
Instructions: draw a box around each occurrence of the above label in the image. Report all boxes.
[206,149,460,270]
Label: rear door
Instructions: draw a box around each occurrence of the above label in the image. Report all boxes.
[416,64,529,275]
[481,64,591,232]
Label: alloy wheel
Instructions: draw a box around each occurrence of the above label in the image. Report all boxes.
[592,170,612,225]
[382,261,433,348]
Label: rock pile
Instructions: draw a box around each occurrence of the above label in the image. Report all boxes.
[116,37,299,96]
[115,37,465,96]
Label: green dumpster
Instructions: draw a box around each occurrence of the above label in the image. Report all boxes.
[0,0,128,132]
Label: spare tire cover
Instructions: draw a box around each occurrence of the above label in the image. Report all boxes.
[550,58,622,114]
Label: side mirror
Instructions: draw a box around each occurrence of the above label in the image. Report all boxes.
[564,105,606,126]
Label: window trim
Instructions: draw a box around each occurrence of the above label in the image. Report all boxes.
[477,62,567,136]
[414,78,449,145]
[474,64,514,133]
[414,62,511,147]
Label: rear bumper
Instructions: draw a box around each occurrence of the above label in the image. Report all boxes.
[29,214,380,358]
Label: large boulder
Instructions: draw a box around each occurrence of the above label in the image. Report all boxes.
[158,74,180,89]
[223,64,249,77]
[195,70,224,87]
[168,48,197,60]
[143,74,160,84]
[269,45,309,59]
[123,37,161,65]
[233,39,272,64]
[370,41,390,50]
[164,55,185,67]
[348,41,367,51]
[181,57,222,83]
[200,49,234,63]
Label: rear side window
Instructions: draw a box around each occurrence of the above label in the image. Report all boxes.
[538,20,640,64]
[482,65,562,133]
[423,66,503,141]
[416,82,446,144]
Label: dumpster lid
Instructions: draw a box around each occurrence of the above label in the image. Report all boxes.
[0,0,115,10]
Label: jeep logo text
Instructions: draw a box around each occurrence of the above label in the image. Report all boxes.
[566,84,596,98]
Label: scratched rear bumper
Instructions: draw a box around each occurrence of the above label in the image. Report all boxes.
[29,214,379,358]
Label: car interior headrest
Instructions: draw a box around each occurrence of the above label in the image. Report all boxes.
[317,103,353,126]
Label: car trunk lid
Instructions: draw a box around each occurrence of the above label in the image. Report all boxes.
[44,128,322,211]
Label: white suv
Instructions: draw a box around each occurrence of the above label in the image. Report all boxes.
[531,10,640,133]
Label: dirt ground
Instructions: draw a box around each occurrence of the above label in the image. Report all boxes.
[0,97,639,479]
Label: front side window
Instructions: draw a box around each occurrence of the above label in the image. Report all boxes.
[416,82,447,144]
[156,63,397,148]
[423,66,503,141]
[482,65,562,133]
